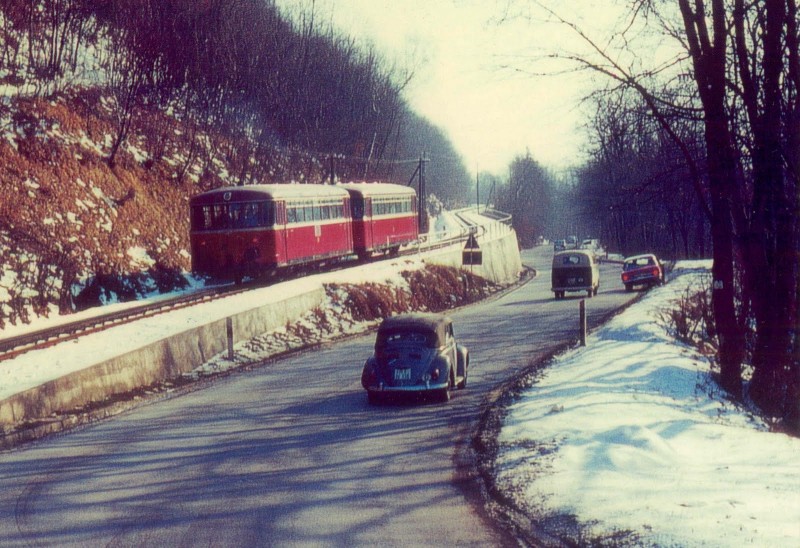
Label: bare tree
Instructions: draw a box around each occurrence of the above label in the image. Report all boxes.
[512,0,799,425]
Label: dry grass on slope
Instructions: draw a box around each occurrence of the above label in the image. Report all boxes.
[328,264,498,323]
[0,84,325,329]
[0,91,201,327]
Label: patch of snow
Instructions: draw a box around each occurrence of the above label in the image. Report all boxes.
[496,267,800,547]
[127,246,155,268]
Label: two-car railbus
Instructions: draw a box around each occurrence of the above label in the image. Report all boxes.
[189,182,419,282]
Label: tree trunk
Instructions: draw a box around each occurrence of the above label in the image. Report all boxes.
[678,0,743,395]
[705,116,743,396]
[734,0,797,420]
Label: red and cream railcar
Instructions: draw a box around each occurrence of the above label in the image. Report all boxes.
[190,184,354,280]
[339,183,419,258]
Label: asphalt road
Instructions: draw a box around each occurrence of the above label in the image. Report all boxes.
[0,246,637,547]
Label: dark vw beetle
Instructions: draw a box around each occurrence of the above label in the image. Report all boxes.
[361,313,468,403]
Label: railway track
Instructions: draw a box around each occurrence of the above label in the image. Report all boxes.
[0,284,248,363]
[0,230,476,363]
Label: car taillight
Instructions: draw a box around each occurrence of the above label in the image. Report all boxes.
[622,272,630,282]
[651,267,660,276]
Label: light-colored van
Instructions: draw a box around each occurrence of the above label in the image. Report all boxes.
[551,250,600,299]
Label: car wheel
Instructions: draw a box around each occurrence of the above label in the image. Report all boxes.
[457,360,468,389]
[625,284,632,292]
[438,372,453,402]
[587,289,593,298]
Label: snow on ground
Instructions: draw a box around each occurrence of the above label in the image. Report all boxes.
[3,223,797,545]
[0,252,431,403]
[0,207,468,402]
[496,261,800,547]
[0,207,481,404]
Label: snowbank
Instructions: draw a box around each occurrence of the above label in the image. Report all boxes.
[496,263,800,547]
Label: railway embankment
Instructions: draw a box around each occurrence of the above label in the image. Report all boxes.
[0,223,522,446]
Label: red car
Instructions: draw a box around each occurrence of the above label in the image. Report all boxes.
[621,254,664,291]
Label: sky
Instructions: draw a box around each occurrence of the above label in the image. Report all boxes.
[275,0,630,174]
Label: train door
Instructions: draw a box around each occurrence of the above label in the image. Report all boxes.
[365,197,374,249]
[275,201,288,265]
[343,197,353,249]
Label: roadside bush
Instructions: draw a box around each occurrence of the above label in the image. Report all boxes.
[402,264,496,311]
[331,282,410,322]
[658,278,716,354]
[326,264,499,323]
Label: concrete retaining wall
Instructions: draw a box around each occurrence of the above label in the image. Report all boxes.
[0,288,325,428]
[1,226,522,430]
[424,223,522,285]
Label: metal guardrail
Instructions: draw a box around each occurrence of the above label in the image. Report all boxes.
[479,207,513,225]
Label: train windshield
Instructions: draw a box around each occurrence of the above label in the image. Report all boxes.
[191,201,276,231]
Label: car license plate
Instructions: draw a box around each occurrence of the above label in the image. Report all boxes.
[393,368,411,381]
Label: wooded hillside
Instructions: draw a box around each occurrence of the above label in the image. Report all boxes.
[0,0,472,328]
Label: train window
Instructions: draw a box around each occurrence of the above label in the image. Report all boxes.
[234,202,274,228]
[212,204,227,229]
[229,203,244,226]
[191,206,209,230]
[279,197,347,224]
[263,202,276,226]
[241,203,259,227]
[373,197,408,216]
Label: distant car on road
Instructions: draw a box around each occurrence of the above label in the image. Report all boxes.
[552,250,600,299]
[361,313,468,404]
[621,254,664,291]
[553,239,567,251]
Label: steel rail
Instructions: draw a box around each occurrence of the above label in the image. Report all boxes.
[0,285,249,362]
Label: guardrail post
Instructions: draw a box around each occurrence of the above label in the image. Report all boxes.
[226,317,234,360]
[579,300,587,346]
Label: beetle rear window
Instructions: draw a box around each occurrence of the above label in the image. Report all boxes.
[379,330,434,348]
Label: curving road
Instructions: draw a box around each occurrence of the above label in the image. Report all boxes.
[0,246,636,547]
